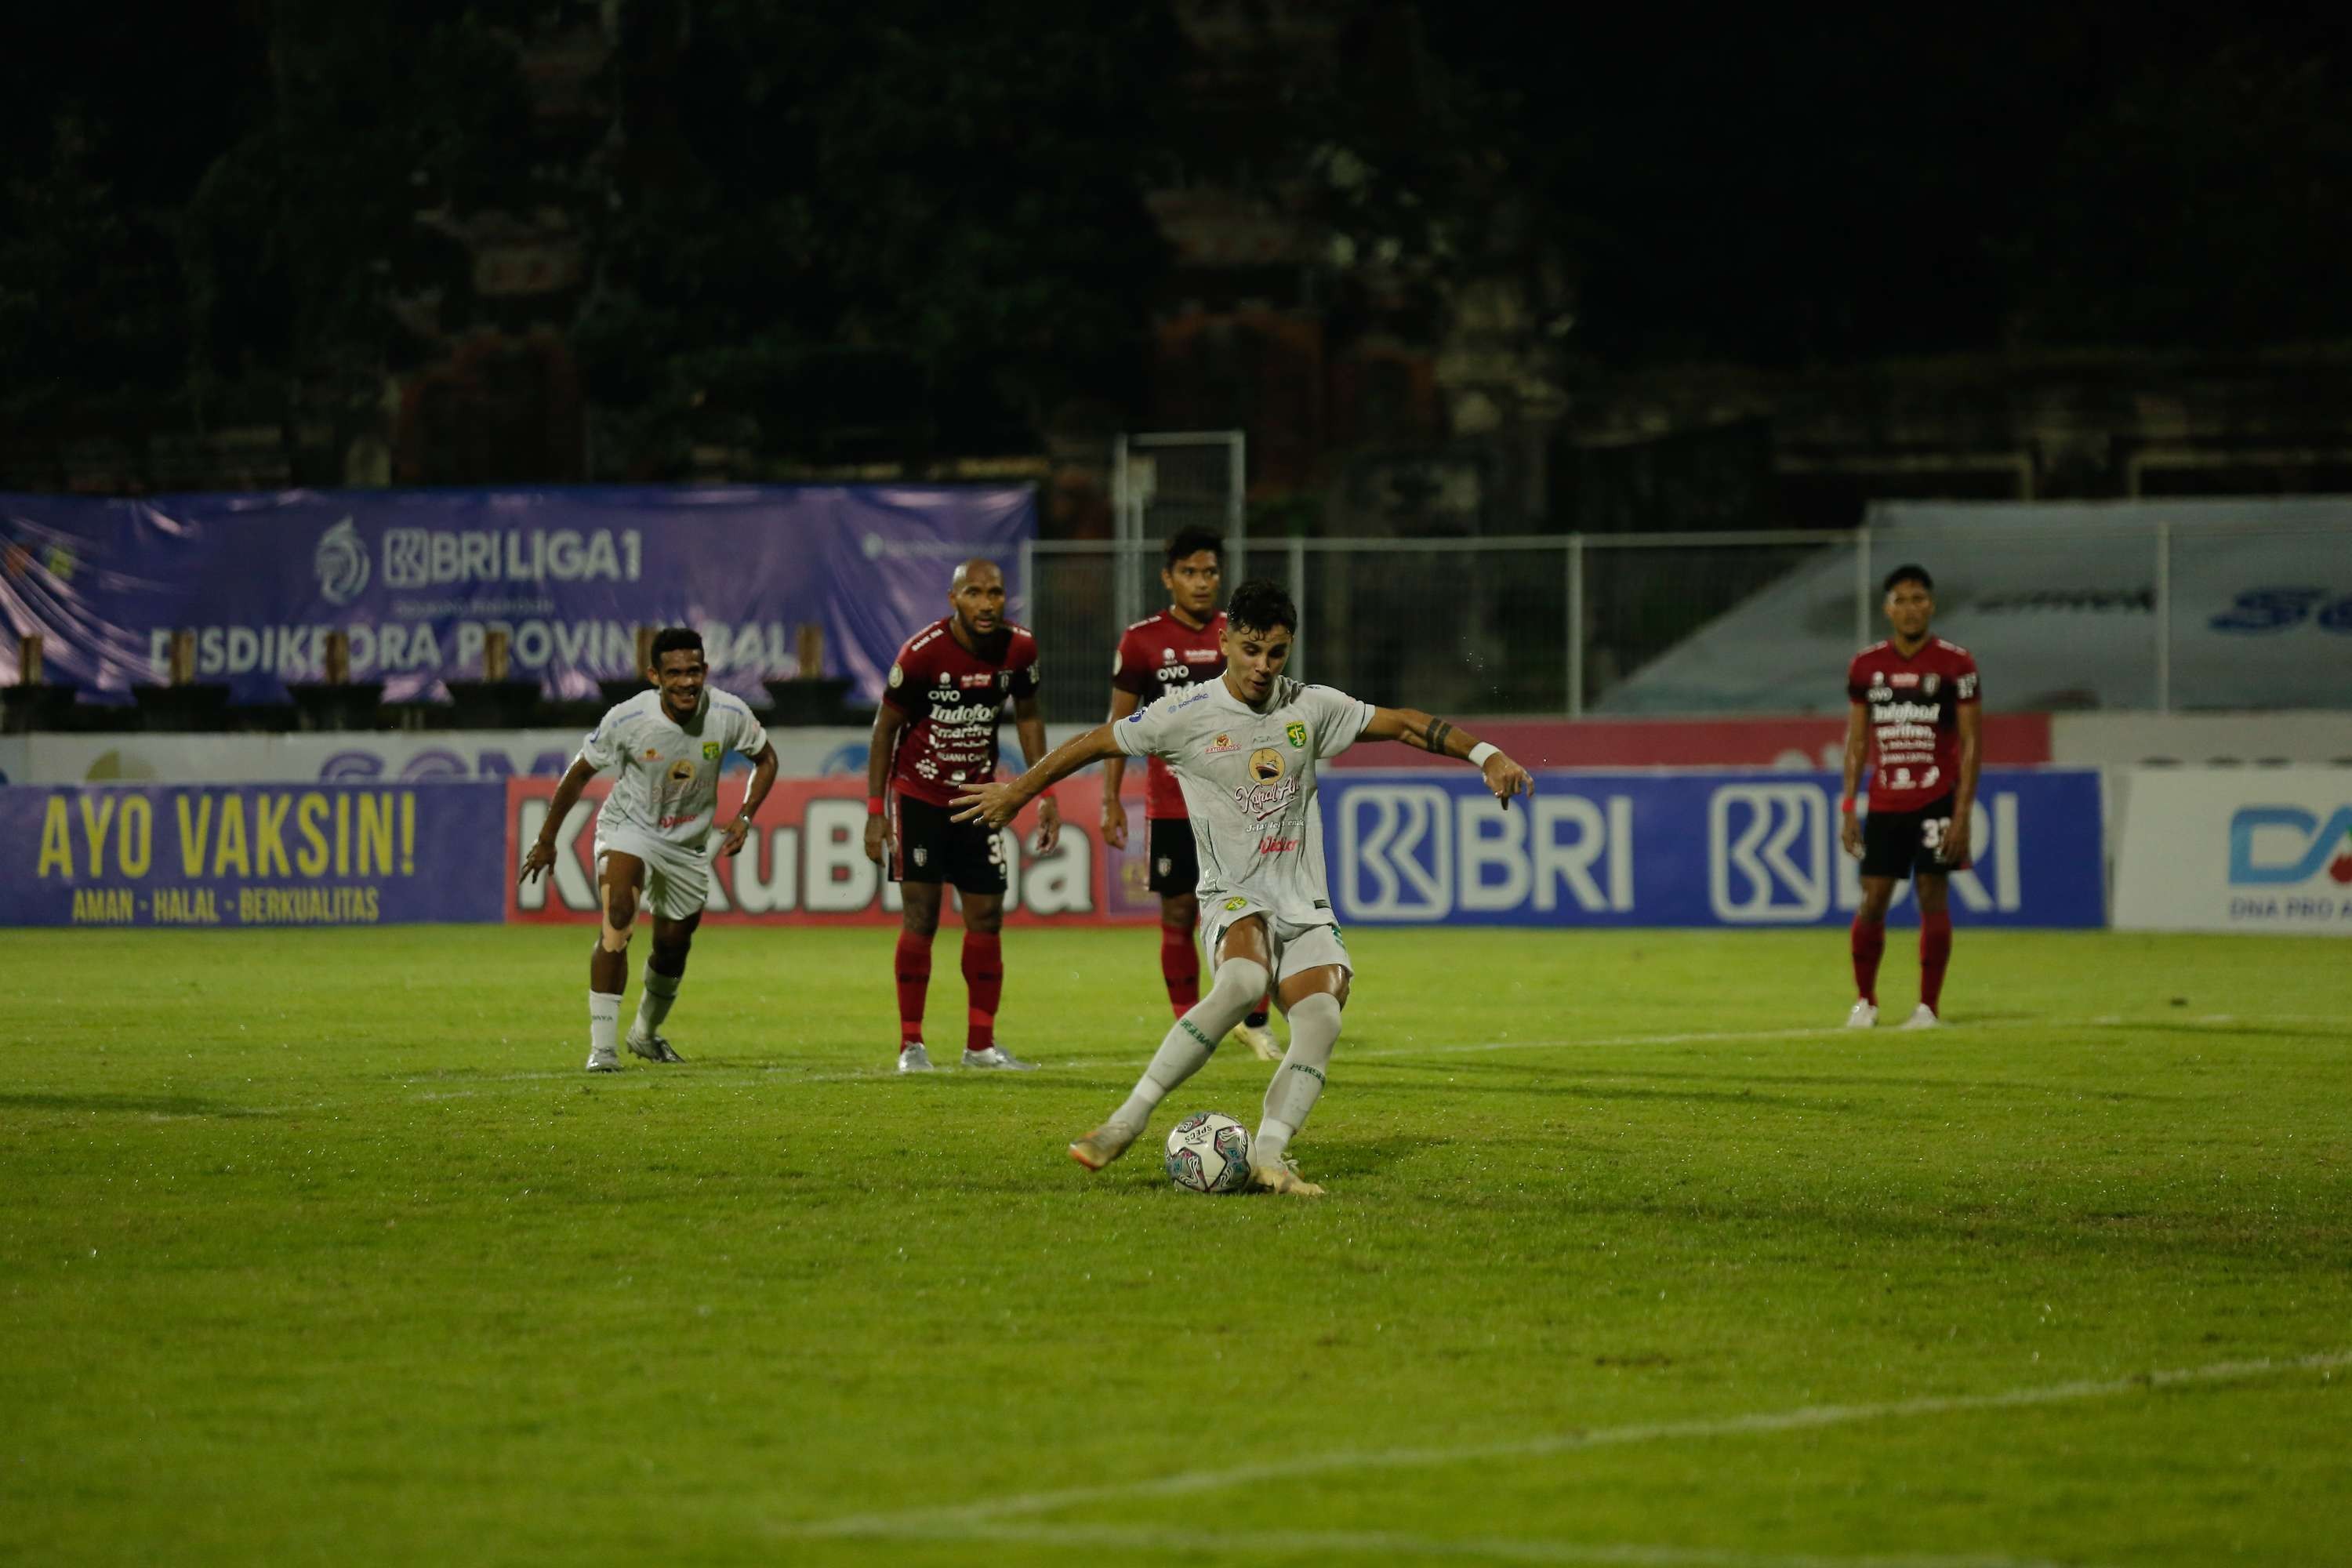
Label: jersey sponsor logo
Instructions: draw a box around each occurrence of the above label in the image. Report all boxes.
[888,662,904,688]
[641,746,662,760]
[1249,748,1286,782]
[924,699,1006,724]
[1956,673,1978,700]
[1889,671,1919,687]
[1286,721,1308,749]
[1162,646,1176,660]
[1234,777,1301,822]
[1185,648,1217,661]
[1204,732,1236,754]
[1871,701,1944,724]
[1256,834,1301,855]
[956,673,995,688]
[666,760,695,784]
[701,742,721,760]
[1157,663,1190,681]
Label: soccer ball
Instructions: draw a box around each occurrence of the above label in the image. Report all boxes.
[1165,1111,1253,1195]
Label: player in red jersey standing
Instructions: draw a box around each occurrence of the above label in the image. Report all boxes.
[1100,528,1280,1062]
[1839,564,1981,1029]
[863,557,1061,1071]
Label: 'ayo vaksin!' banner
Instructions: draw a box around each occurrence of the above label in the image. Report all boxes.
[0,782,506,927]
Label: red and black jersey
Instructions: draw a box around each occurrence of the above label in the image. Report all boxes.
[1846,637,1981,812]
[883,618,1040,808]
[1112,608,1226,819]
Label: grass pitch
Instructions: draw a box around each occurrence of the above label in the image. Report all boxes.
[2,925,2348,1566]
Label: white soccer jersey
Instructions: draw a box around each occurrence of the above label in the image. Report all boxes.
[1113,675,1374,925]
[577,688,771,850]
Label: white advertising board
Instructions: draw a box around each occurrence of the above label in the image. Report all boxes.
[0,724,1097,786]
[2111,766,2352,934]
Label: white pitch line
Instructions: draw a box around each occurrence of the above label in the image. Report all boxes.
[784,1349,2351,1541]
[858,1519,2089,1568]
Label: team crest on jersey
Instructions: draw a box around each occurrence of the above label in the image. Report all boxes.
[1286,721,1307,749]
[1249,747,1286,782]
[1156,857,1172,875]
[701,742,721,760]
[1922,673,1940,696]
[913,847,929,868]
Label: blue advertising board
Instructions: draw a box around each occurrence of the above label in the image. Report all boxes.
[1323,768,2106,927]
[0,782,506,927]
[0,484,1035,705]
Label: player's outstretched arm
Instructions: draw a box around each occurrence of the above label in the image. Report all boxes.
[1363,706,1534,810]
[952,724,1124,830]
[521,757,601,884]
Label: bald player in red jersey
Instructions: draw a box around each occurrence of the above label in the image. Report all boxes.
[1839,563,1981,1030]
[1101,528,1280,1062]
[864,557,1061,1072]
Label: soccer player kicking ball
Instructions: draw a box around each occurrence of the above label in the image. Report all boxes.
[521,627,778,1072]
[1839,564,1981,1030]
[1101,526,1280,1061]
[863,557,1061,1073]
[953,579,1533,1196]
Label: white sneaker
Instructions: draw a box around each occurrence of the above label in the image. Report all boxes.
[585,1046,621,1073]
[626,1032,683,1063]
[1897,1004,1943,1030]
[1250,1153,1326,1197]
[1068,1120,1141,1171]
[1844,1000,1878,1029]
[962,1044,1037,1071]
[1231,1019,1281,1062]
[897,1043,935,1073]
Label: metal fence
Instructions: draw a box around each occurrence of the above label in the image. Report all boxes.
[1015,513,2352,721]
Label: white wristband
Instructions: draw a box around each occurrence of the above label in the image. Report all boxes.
[1467,742,1498,767]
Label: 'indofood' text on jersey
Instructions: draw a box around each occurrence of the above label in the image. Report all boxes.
[1112,608,1227,820]
[884,619,1041,808]
[577,688,772,848]
[1114,675,1373,924]
[1846,637,1980,811]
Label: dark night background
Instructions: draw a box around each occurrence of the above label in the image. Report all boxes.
[4,1,2347,529]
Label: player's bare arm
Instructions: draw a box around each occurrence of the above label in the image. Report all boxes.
[1011,694,1062,853]
[1361,707,1534,808]
[717,743,778,859]
[1839,699,1870,859]
[1946,702,1983,864]
[863,703,910,864]
[953,724,1123,829]
[521,756,601,884]
[1099,687,1142,848]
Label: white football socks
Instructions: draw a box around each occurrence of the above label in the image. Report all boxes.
[1254,991,1341,1166]
[1112,956,1270,1130]
[631,964,681,1040]
[589,989,622,1058]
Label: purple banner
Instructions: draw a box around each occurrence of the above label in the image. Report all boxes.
[0,782,506,927]
[0,484,1035,705]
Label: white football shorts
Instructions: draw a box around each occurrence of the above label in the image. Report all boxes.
[1199,897,1352,984]
[594,828,712,923]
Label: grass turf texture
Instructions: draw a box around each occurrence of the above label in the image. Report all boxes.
[2,926,2347,1567]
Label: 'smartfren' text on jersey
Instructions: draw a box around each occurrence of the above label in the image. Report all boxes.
[1846,638,1980,812]
[1112,609,1227,820]
[884,619,1041,808]
[1114,675,1372,924]
[577,688,771,848]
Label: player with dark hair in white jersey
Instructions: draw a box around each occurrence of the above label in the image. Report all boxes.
[521,627,777,1072]
[954,579,1533,1196]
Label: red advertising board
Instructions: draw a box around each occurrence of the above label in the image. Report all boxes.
[505,776,1160,925]
[1323,715,2051,770]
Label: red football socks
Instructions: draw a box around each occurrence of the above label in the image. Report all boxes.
[1849,916,1885,1005]
[1160,925,1200,1018]
[894,931,932,1047]
[1920,910,1953,1014]
[963,932,1003,1052]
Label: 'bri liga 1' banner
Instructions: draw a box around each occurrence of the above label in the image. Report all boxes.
[0,484,1035,706]
[3,768,2104,930]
